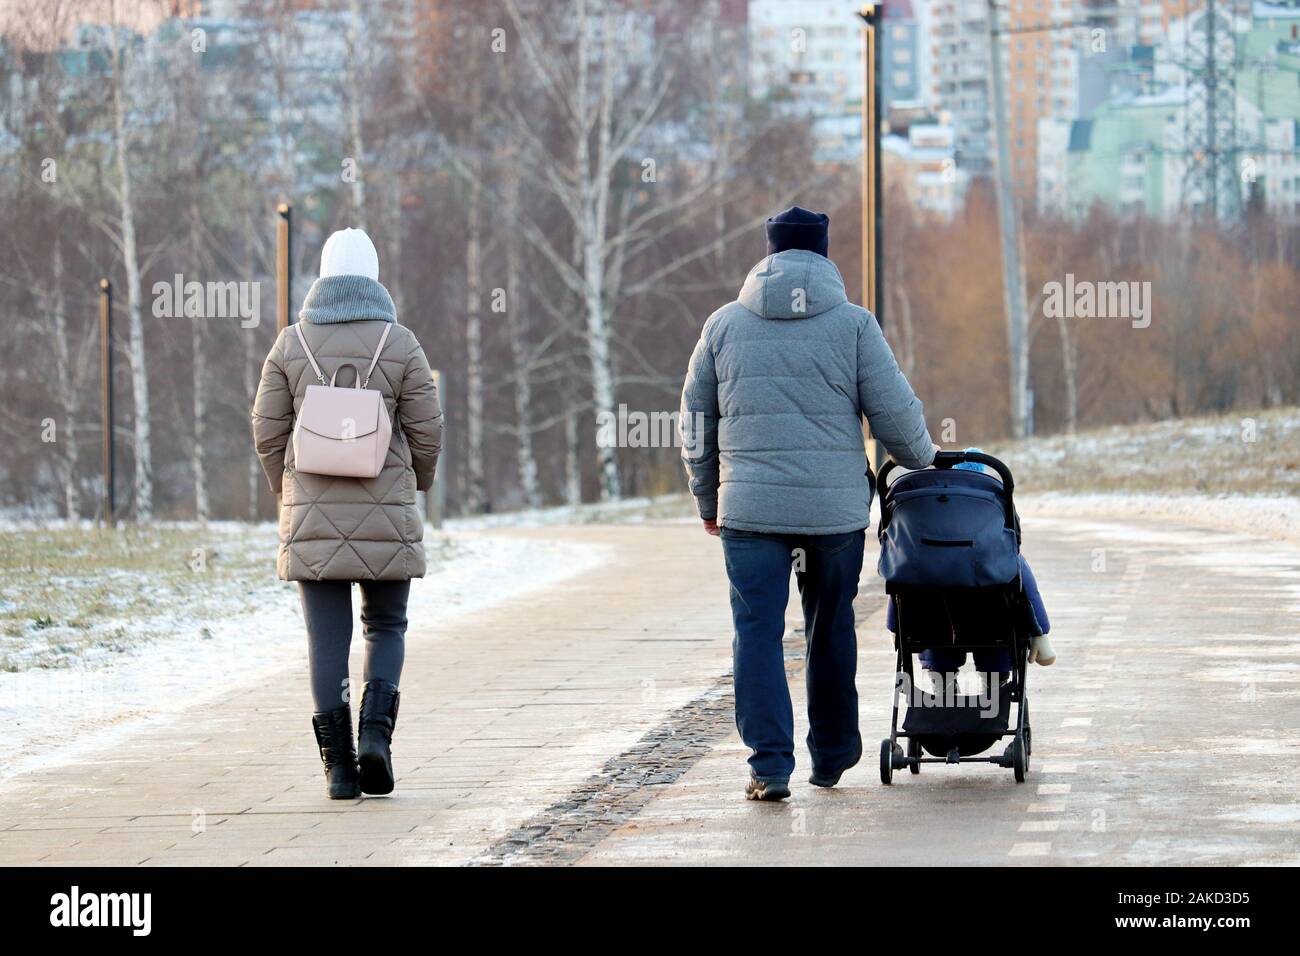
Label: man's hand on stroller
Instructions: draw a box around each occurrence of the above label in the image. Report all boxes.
[888,442,943,466]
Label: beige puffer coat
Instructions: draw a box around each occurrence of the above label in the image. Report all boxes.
[252,276,442,581]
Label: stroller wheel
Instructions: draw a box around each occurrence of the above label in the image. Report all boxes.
[879,739,894,785]
[907,736,921,774]
[1011,733,1029,783]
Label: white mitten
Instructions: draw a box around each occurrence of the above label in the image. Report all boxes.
[1029,634,1056,666]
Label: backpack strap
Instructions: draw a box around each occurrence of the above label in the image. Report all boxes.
[362,323,392,389]
[293,322,327,385]
[294,321,391,389]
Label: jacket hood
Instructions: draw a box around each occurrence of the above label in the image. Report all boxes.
[299,274,396,324]
[736,249,849,320]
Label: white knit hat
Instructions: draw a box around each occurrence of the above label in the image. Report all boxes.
[319,227,379,281]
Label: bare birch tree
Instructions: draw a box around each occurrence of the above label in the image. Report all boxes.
[48,239,82,518]
[344,0,369,228]
[496,0,799,499]
[462,109,487,513]
[500,147,543,508]
[106,1,154,520]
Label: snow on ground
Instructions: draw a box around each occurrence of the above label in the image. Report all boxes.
[983,406,1300,497]
[1017,493,1300,545]
[4,405,1294,779]
[0,529,610,779]
[447,493,695,529]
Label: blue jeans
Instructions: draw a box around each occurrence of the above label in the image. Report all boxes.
[918,648,1012,673]
[721,528,866,782]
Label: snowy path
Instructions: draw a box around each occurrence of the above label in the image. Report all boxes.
[0,523,731,865]
[0,532,610,779]
[1,508,1297,865]
[582,511,1300,865]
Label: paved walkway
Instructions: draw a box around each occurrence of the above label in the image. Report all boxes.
[582,516,1300,865]
[0,525,734,866]
[2,514,1298,865]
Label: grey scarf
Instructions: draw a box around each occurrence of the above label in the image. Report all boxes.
[298,275,396,324]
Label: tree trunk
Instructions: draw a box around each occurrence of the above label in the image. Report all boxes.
[191,319,209,523]
[578,0,620,500]
[503,162,542,509]
[346,0,367,228]
[583,235,620,501]
[110,22,153,521]
[49,240,80,519]
[244,237,261,521]
[189,210,209,524]
[386,179,403,315]
[564,404,582,507]
[1054,308,1078,435]
[890,262,916,380]
[463,147,486,514]
[985,7,1030,439]
[244,326,260,521]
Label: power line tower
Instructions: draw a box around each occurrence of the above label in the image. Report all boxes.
[1181,0,1240,222]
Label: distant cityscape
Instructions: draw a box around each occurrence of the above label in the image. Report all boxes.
[752,0,1300,221]
[4,0,1298,224]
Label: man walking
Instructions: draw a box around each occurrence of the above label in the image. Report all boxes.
[680,206,935,800]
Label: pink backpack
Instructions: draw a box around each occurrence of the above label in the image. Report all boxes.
[291,323,393,479]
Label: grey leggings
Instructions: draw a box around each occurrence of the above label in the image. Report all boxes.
[299,579,410,711]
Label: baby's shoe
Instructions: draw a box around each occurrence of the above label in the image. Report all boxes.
[1029,634,1056,666]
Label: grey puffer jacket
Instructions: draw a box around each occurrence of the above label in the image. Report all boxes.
[252,275,442,581]
[680,249,934,535]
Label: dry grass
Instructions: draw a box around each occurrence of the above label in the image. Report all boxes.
[0,522,461,673]
[0,523,287,671]
[982,407,1300,495]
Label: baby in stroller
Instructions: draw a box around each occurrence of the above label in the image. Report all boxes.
[885,448,1055,697]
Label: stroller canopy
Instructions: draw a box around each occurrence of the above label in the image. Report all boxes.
[877,466,1021,589]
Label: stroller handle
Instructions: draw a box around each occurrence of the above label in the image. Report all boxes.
[877,450,1014,494]
[935,450,1015,492]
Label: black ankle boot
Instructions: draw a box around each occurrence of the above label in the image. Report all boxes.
[358,680,400,795]
[311,706,361,799]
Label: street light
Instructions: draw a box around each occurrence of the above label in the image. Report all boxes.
[857,3,882,319]
[858,3,884,472]
[277,202,292,332]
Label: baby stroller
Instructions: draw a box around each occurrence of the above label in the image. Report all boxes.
[874,450,1038,784]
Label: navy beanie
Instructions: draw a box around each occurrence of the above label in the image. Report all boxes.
[766,206,830,258]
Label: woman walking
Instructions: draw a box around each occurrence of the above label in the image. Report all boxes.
[252,228,442,799]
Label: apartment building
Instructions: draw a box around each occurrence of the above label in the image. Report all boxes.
[928,0,1127,198]
[748,0,865,112]
[927,0,994,171]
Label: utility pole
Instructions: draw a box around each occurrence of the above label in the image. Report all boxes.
[277,202,292,332]
[272,202,293,524]
[986,0,1031,439]
[99,278,115,528]
[858,3,886,470]
[1181,0,1238,221]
